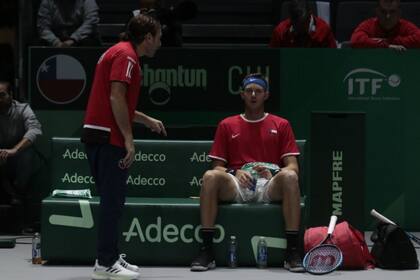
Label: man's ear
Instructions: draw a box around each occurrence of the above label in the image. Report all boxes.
[264,91,270,101]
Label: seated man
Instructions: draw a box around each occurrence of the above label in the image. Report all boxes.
[190,73,304,272]
[270,0,336,48]
[37,0,101,47]
[0,79,42,230]
[351,0,420,50]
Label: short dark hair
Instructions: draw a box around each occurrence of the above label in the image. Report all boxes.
[289,0,310,23]
[0,80,12,93]
[378,0,400,6]
[120,12,160,45]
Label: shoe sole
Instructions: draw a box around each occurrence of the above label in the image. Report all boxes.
[284,262,305,273]
[92,272,139,280]
[190,261,216,272]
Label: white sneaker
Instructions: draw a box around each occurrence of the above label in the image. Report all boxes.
[118,254,140,273]
[92,260,139,280]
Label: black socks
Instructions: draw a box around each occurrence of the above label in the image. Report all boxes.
[286,230,299,250]
[200,228,216,250]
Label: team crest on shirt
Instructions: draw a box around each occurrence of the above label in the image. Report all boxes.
[270,129,278,134]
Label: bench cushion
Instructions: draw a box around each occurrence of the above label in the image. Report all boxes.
[41,196,306,265]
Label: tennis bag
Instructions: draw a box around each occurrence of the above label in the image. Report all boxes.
[370,223,419,269]
[304,221,374,269]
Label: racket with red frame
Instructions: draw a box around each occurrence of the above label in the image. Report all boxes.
[303,215,343,274]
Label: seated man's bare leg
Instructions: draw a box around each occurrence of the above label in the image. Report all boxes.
[191,170,238,271]
[200,170,237,228]
[267,169,301,230]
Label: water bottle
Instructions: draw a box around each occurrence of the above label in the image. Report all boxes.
[257,236,267,268]
[228,235,237,268]
[32,232,42,264]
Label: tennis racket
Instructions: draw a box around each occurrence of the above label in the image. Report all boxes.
[303,215,343,274]
[370,209,420,246]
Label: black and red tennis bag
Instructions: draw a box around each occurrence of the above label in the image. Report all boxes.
[304,221,375,269]
[370,223,419,270]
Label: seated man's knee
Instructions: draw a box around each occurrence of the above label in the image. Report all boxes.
[201,170,225,193]
[273,170,299,191]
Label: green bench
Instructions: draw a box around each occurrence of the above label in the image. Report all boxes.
[42,138,308,266]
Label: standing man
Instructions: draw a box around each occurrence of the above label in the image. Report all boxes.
[190,73,304,272]
[81,14,166,280]
[351,0,420,50]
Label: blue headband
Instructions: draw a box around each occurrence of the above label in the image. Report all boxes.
[242,77,268,91]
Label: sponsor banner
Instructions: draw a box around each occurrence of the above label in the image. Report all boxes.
[310,112,365,228]
[29,47,280,111]
[51,139,212,197]
[42,197,290,265]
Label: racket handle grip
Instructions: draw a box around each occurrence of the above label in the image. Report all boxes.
[327,215,338,234]
[370,209,396,225]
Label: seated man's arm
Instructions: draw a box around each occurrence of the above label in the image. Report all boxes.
[211,159,228,172]
[351,21,389,48]
[37,0,61,46]
[391,22,420,48]
[0,105,42,160]
[326,29,338,48]
[281,155,299,175]
[70,0,100,43]
[22,105,43,147]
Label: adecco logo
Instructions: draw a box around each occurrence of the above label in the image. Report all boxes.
[343,68,401,101]
[142,64,207,106]
[123,217,225,243]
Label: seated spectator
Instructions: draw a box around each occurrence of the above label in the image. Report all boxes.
[269,0,336,48]
[131,0,197,47]
[37,0,101,47]
[351,0,420,50]
[0,78,42,231]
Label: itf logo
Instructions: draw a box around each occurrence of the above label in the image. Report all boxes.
[36,55,86,104]
[343,68,401,101]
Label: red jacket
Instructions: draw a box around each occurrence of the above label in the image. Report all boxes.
[269,16,337,48]
[351,18,420,48]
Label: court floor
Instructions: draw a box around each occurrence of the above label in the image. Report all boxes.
[1,235,420,280]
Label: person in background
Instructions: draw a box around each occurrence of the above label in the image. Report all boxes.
[270,0,336,48]
[130,0,197,47]
[351,0,420,50]
[0,78,42,232]
[37,0,101,47]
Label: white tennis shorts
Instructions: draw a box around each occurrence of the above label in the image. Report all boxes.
[227,173,273,203]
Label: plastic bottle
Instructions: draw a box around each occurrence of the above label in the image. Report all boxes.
[257,236,267,268]
[32,232,42,264]
[228,235,237,268]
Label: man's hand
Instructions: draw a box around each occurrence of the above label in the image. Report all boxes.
[253,165,273,180]
[120,139,135,169]
[0,148,18,160]
[63,39,75,47]
[235,169,255,189]
[144,116,167,136]
[389,44,406,52]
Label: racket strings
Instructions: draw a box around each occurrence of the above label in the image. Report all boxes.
[303,245,343,274]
